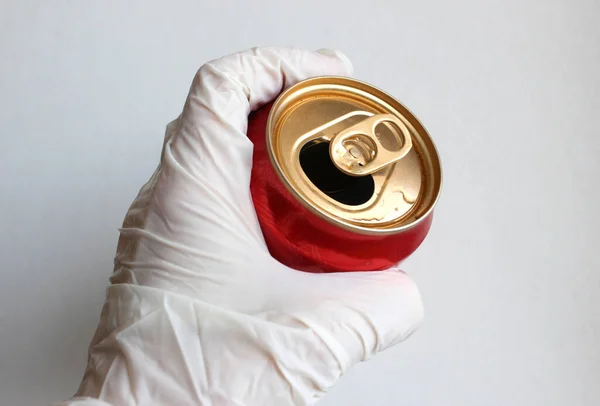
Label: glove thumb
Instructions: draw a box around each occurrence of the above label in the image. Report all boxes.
[272,267,424,374]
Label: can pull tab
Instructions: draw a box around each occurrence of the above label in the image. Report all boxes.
[329,114,413,176]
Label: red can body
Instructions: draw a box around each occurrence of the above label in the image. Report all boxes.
[248,104,434,273]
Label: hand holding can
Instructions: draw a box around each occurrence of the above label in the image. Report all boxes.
[59,48,427,406]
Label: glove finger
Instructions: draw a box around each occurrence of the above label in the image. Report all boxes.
[112,48,352,289]
[166,47,352,225]
[154,47,352,254]
[175,47,353,181]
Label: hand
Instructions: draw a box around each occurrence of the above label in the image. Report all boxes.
[55,47,424,406]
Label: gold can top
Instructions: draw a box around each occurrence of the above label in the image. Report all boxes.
[267,76,442,235]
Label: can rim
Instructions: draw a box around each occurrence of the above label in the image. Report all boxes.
[266,76,443,236]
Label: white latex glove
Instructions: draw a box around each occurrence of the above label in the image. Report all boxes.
[54,47,424,406]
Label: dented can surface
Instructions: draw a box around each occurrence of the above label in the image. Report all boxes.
[248,77,442,273]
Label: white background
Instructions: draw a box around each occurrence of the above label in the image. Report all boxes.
[1,1,598,405]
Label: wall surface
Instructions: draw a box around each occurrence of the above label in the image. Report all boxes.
[1,1,598,405]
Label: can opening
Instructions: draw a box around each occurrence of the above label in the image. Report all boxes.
[299,140,374,206]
